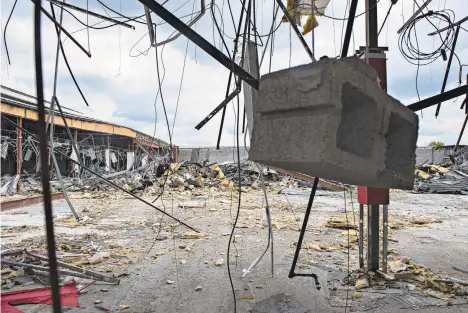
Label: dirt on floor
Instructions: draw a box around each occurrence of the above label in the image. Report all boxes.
[1,186,468,313]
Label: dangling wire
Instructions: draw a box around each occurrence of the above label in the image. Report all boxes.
[3,0,18,65]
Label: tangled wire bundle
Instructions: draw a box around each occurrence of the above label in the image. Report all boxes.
[398,9,456,66]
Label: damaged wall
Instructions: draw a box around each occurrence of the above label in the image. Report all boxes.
[179,147,249,164]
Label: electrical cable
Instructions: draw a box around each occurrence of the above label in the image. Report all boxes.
[50,6,90,106]
[3,0,18,65]
[171,0,195,136]
[97,0,148,24]
[398,9,458,66]
[50,2,143,30]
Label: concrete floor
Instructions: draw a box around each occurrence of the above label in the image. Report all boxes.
[1,188,468,313]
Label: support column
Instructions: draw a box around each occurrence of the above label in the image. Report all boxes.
[382,205,389,273]
[359,204,364,269]
[105,135,110,173]
[359,0,388,272]
[16,117,22,190]
[73,129,78,145]
[367,205,379,271]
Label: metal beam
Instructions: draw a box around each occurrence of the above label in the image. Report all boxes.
[397,0,432,34]
[195,88,240,130]
[1,193,64,211]
[367,0,378,48]
[144,6,155,45]
[407,85,468,112]
[47,0,134,29]
[139,0,259,89]
[428,15,468,36]
[367,205,379,271]
[275,0,316,61]
[32,0,91,58]
[436,25,460,117]
[341,0,359,57]
[154,0,206,47]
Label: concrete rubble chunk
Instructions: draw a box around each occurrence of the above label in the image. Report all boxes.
[250,57,419,189]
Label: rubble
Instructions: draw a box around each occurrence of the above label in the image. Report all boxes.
[414,163,468,194]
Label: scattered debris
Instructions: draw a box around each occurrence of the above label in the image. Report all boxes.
[117,305,130,310]
[180,232,205,239]
[167,280,175,284]
[325,219,356,230]
[1,284,79,313]
[355,277,370,289]
[195,286,202,291]
[215,259,224,266]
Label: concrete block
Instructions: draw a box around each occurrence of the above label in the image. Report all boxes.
[249,57,419,189]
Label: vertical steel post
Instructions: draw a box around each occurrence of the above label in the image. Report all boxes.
[359,204,364,269]
[16,117,23,190]
[367,205,379,271]
[73,129,77,145]
[382,205,388,273]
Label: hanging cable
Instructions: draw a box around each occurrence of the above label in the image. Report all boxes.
[50,5,90,106]
[3,0,18,65]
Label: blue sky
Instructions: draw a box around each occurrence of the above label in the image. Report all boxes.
[1,0,467,147]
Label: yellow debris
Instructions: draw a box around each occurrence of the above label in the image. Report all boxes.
[117,305,130,310]
[302,15,319,35]
[415,169,431,179]
[180,232,205,239]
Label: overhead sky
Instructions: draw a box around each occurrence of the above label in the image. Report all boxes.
[1,0,467,147]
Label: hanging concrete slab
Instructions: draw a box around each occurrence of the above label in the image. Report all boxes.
[249,57,419,189]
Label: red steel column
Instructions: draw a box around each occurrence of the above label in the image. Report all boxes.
[16,117,23,190]
[358,49,389,271]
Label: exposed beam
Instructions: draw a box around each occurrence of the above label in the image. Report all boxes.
[32,0,91,57]
[47,0,135,29]
[397,0,432,34]
[407,85,468,112]
[428,15,468,36]
[341,0,359,57]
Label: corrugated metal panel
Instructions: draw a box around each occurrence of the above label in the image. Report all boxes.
[419,177,468,194]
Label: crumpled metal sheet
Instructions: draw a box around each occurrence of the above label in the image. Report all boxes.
[419,177,468,194]
[1,175,20,195]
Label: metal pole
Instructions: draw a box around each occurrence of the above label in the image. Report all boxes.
[359,204,364,269]
[382,205,388,273]
[33,0,62,310]
[455,114,468,151]
[289,177,319,278]
[367,205,379,271]
[341,0,359,57]
[16,117,22,190]
[436,25,460,117]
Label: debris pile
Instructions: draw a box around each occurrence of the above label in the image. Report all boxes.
[340,257,468,304]
[414,164,468,194]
